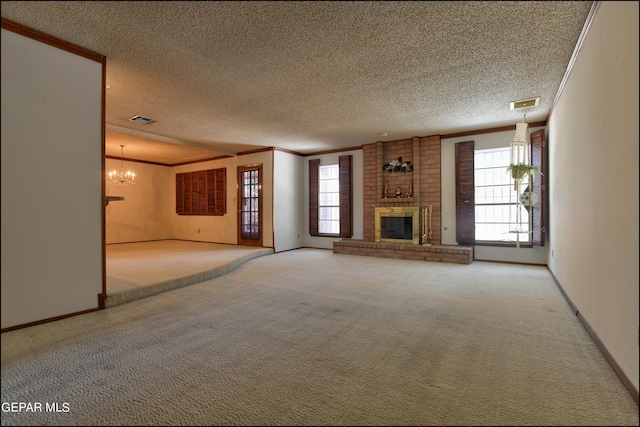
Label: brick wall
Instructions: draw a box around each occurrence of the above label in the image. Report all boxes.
[362,135,442,244]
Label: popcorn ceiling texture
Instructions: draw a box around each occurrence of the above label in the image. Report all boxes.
[1,1,594,163]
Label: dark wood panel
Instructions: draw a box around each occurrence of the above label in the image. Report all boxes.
[455,140,475,245]
[339,155,353,238]
[308,159,320,236]
[175,168,226,216]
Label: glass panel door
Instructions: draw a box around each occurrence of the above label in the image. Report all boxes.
[237,164,262,246]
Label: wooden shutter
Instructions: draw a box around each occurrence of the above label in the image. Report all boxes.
[215,168,226,215]
[530,129,546,246]
[309,159,320,236]
[176,168,226,215]
[197,170,206,213]
[183,173,192,214]
[206,170,215,214]
[191,172,199,212]
[176,173,184,214]
[455,140,475,245]
[339,155,352,238]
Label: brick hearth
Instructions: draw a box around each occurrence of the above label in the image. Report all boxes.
[333,239,473,264]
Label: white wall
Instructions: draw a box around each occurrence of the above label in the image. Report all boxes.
[547,1,639,390]
[273,150,304,252]
[106,159,172,243]
[1,28,104,329]
[303,149,364,249]
[441,128,548,264]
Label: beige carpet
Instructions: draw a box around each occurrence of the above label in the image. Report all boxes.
[105,240,274,307]
[2,249,638,426]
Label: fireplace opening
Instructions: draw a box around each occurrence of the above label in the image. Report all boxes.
[374,207,420,244]
[381,217,413,240]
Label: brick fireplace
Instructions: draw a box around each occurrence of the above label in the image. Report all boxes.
[333,135,473,264]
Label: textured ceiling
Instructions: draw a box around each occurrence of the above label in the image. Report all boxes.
[1,1,594,164]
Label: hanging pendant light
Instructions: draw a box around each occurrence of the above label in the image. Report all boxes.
[108,145,135,185]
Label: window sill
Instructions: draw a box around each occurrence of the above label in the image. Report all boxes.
[474,241,533,248]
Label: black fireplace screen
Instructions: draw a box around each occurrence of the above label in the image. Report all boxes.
[380,216,413,240]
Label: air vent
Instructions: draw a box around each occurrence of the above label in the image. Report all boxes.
[129,115,156,124]
[510,97,540,110]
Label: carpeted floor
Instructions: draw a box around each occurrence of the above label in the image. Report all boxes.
[1,248,638,426]
[105,240,274,307]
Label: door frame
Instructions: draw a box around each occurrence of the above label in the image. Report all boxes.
[237,163,263,247]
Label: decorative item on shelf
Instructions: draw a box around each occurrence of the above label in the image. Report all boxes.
[421,205,433,246]
[406,182,413,198]
[395,186,402,198]
[383,182,389,198]
[383,157,413,173]
[108,145,136,185]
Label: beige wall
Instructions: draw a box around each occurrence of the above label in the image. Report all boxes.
[548,1,638,390]
[106,159,173,244]
[1,28,104,329]
[169,157,238,244]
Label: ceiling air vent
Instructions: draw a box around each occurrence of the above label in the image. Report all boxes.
[129,115,156,124]
[510,97,540,110]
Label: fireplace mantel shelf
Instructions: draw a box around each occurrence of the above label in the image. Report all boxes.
[380,197,414,203]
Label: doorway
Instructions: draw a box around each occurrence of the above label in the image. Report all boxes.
[237,164,263,247]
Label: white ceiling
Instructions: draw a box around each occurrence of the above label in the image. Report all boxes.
[1,1,594,165]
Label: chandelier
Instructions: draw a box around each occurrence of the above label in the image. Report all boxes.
[108,145,135,185]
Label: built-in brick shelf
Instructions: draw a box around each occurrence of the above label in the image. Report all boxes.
[333,239,473,265]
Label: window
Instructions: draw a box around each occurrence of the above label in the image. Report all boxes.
[455,130,545,247]
[319,164,340,234]
[474,147,530,243]
[309,155,352,237]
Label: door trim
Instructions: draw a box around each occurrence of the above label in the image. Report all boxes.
[237,164,263,247]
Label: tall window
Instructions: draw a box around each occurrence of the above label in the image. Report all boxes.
[318,164,340,234]
[309,155,352,238]
[474,147,530,243]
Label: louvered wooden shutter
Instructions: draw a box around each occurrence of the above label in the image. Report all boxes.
[309,159,320,236]
[176,173,184,214]
[338,155,352,238]
[197,170,206,212]
[183,173,192,214]
[455,140,475,245]
[176,168,226,215]
[190,171,199,212]
[215,168,226,215]
[530,129,546,246]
